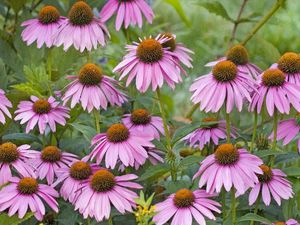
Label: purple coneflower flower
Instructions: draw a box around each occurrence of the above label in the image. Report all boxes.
[193,143,263,194]
[74,169,142,222]
[15,96,70,134]
[113,35,186,93]
[249,165,293,206]
[0,142,37,185]
[206,44,262,80]
[54,1,110,52]
[21,5,66,48]
[53,160,98,203]
[0,176,59,220]
[249,69,300,116]
[159,33,194,68]
[100,0,154,31]
[85,123,154,169]
[271,52,300,85]
[190,60,257,113]
[30,146,78,184]
[183,117,236,150]
[122,108,164,140]
[270,219,300,225]
[153,189,221,225]
[0,89,12,124]
[62,63,127,112]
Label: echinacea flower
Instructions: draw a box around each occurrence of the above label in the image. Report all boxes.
[85,123,154,169]
[62,63,127,112]
[269,219,300,225]
[271,52,300,85]
[249,165,293,206]
[159,33,194,68]
[30,146,78,184]
[15,96,70,134]
[0,89,12,124]
[190,60,257,113]
[74,169,142,222]
[53,161,98,203]
[0,142,37,185]
[113,35,186,93]
[193,143,263,194]
[100,0,154,31]
[153,189,221,225]
[0,176,59,220]
[21,5,66,48]
[122,108,164,140]
[249,69,300,116]
[206,44,262,80]
[54,1,110,52]
[183,117,236,150]
[269,116,300,153]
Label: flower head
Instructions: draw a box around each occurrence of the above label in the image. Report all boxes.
[190,60,257,113]
[73,169,142,222]
[15,96,69,134]
[113,35,186,93]
[100,0,154,31]
[54,1,110,52]
[62,63,127,112]
[0,142,37,185]
[193,143,263,194]
[153,189,221,225]
[85,123,154,169]
[0,89,12,124]
[21,5,66,48]
[249,68,300,116]
[0,176,59,220]
[29,146,78,184]
[249,165,293,206]
[206,44,262,80]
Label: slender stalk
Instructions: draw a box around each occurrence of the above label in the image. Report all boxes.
[185,103,199,119]
[241,0,286,45]
[250,196,261,225]
[47,48,53,95]
[270,109,278,166]
[108,216,113,225]
[93,109,100,133]
[250,111,258,152]
[87,218,91,225]
[231,189,237,225]
[225,112,231,143]
[221,189,227,220]
[86,51,92,63]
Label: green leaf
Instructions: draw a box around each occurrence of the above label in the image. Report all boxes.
[139,164,170,181]
[164,0,191,26]
[0,59,8,90]
[70,123,97,142]
[200,1,234,22]
[179,155,203,168]
[0,212,33,225]
[238,213,272,224]
[282,167,300,177]
[254,150,286,158]
[2,133,42,144]
[5,0,28,13]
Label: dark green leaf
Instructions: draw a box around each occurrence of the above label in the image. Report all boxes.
[139,164,170,181]
[282,167,300,177]
[179,155,203,168]
[2,133,42,144]
[254,150,286,158]
[200,1,233,22]
[164,0,191,26]
[238,213,272,224]
[70,123,97,142]
[0,212,33,225]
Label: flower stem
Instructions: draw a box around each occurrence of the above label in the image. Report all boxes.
[47,48,53,95]
[231,189,237,225]
[241,0,286,45]
[108,216,113,225]
[250,111,258,152]
[93,109,100,133]
[270,109,278,166]
[250,196,261,225]
[225,112,231,143]
[87,218,91,225]
[221,189,227,220]
[185,103,199,119]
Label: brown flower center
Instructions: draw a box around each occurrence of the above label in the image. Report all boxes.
[70,161,92,180]
[38,6,60,24]
[137,39,163,63]
[90,170,116,192]
[130,109,151,125]
[160,33,176,52]
[17,177,38,195]
[212,61,237,82]
[0,142,19,163]
[202,117,218,128]
[226,44,249,65]
[278,52,300,74]
[68,1,94,26]
[78,63,103,85]
[262,69,285,87]
[107,124,130,143]
[257,165,273,183]
[41,146,62,163]
[274,222,286,225]
[173,189,195,208]
[33,99,51,114]
[215,143,239,165]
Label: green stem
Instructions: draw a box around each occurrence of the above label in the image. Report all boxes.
[250,111,258,152]
[185,103,199,119]
[47,48,53,95]
[231,189,237,225]
[87,218,91,225]
[225,112,231,143]
[250,196,261,225]
[108,216,113,225]
[221,189,227,220]
[93,109,100,133]
[270,109,278,166]
[86,51,92,63]
[241,0,286,45]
